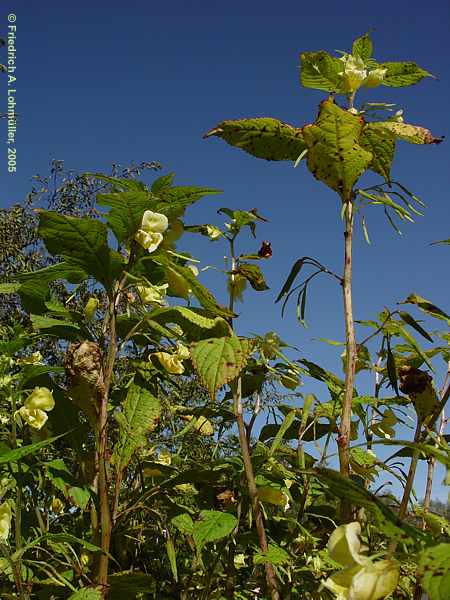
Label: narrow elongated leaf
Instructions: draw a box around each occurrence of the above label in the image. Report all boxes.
[398,311,433,343]
[380,61,435,87]
[38,211,121,289]
[397,325,433,369]
[0,434,66,465]
[269,410,296,456]
[166,536,178,582]
[402,294,450,325]
[193,510,237,550]
[190,335,253,399]
[30,314,82,341]
[112,379,160,472]
[204,118,306,161]
[0,282,21,293]
[302,98,372,198]
[300,51,345,92]
[386,336,399,395]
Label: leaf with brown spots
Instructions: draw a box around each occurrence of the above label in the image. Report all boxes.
[204,118,306,161]
[190,335,253,399]
[302,98,372,198]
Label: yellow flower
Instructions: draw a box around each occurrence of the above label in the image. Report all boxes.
[83,297,99,320]
[51,497,65,514]
[328,522,367,567]
[206,225,222,240]
[324,523,399,600]
[339,54,367,93]
[135,210,168,253]
[137,283,168,305]
[154,352,185,375]
[0,501,12,541]
[175,342,190,360]
[364,68,387,88]
[25,387,55,412]
[17,407,49,430]
[135,230,164,253]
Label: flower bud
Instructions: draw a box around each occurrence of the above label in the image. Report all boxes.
[83,297,99,320]
[0,501,12,541]
[25,387,55,412]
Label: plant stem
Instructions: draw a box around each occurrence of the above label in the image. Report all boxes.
[398,420,422,520]
[228,239,280,600]
[233,380,280,600]
[338,198,357,521]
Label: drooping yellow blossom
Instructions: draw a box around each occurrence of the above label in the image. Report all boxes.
[135,210,168,253]
[0,501,12,541]
[206,225,222,240]
[51,497,65,514]
[136,283,168,305]
[154,352,185,375]
[17,387,55,430]
[324,523,399,600]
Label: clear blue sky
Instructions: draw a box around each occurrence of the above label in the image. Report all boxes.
[1,0,449,499]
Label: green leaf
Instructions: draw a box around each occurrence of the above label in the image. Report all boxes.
[0,282,21,293]
[368,121,443,145]
[431,237,450,246]
[300,51,345,92]
[112,379,160,472]
[18,364,65,389]
[30,314,82,341]
[314,468,425,542]
[108,573,156,599]
[69,589,102,599]
[166,536,178,582]
[151,172,176,193]
[254,543,291,565]
[171,513,194,535]
[398,311,433,343]
[96,190,157,244]
[163,261,234,319]
[386,337,399,396]
[302,98,372,198]
[190,335,253,399]
[380,61,435,87]
[0,434,65,465]
[418,544,450,600]
[193,510,237,550]
[237,263,269,291]
[402,294,450,325]
[89,173,148,192]
[153,186,222,219]
[360,124,396,182]
[269,410,296,456]
[204,117,306,161]
[38,211,121,289]
[397,325,433,370]
[150,305,231,341]
[352,32,373,60]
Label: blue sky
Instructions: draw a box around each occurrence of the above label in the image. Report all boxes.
[1,0,450,499]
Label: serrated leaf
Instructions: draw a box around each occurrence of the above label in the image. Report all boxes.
[237,263,269,291]
[380,61,435,87]
[204,117,306,161]
[153,186,221,218]
[151,172,176,193]
[302,98,372,198]
[190,335,253,399]
[150,306,231,341]
[300,51,345,92]
[38,211,121,289]
[96,190,157,244]
[352,32,373,60]
[193,510,237,550]
[360,124,396,182]
[89,173,148,192]
[0,282,21,293]
[254,543,291,565]
[418,544,450,600]
[112,379,160,472]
